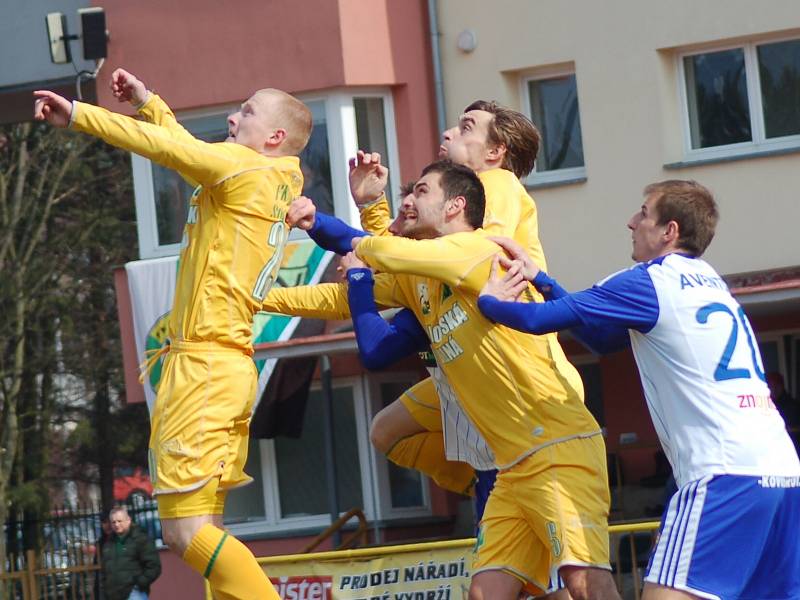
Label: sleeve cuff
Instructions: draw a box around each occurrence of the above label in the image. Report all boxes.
[357,193,387,210]
[134,91,153,111]
[533,270,556,292]
[347,268,374,285]
[68,100,78,128]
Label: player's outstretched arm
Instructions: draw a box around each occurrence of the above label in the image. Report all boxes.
[343,252,428,370]
[49,94,242,186]
[353,234,498,291]
[286,196,371,255]
[349,150,394,236]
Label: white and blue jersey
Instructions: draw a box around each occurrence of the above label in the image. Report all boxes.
[478,252,800,599]
[479,252,800,485]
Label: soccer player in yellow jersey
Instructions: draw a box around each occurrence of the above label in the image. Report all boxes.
[34,69,312,600]
[265,161,620,600]
[346,102,548,500]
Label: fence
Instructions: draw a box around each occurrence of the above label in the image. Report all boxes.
[1,499,162,600]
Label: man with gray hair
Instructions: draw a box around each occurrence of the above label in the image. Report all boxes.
[101,506,161,600]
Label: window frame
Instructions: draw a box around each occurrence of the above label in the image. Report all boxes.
[224,371,432,539]
[677,34,800,162]
[364,371,432,520]
[520,65,587,187]
[131,88,401,259]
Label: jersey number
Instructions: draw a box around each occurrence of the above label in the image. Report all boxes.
[695,302,765,382]
[252,221,288,301]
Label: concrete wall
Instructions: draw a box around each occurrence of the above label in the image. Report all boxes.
[436,0,800,290]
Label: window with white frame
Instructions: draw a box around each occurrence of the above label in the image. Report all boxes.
[131,91,400,259]
[680,37,800,158]
[223,373,430,535]
[522,70,586,184]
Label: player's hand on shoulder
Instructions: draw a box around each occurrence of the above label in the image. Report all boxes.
[348,149,389,207]
[33,91,72,128]
[480,255,529,302]
[110,68,148,106]
[286,196,316,230]
[488,235,539,281]
[337,251,369,280]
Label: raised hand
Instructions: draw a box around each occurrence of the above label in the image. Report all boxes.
[286,196,317,230]
[110,68,148,106]
[488,236,540,281]
[480,255,529,302]
[33,91,73,128]
[348,150,389,207]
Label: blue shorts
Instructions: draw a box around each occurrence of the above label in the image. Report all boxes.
[645,474,800,600]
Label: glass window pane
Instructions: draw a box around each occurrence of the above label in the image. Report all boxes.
[300,100,335,217]
[528,75,585,171]
[757,39,800,139]
[274,386,363,518]
[354,98,394,210]
[684,49,752,149]
[758,340,780,375]
[150,100,334,249]
[224,437,266,523]
[379,381,424,508]
[151,114,227,246]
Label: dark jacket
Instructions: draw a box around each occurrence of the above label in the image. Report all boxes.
[101,524,161,600]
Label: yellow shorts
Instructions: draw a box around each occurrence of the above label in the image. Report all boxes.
[398,377,442,432]
[157,480,228,518]
[149,341,257,506]
[473,434,611,595]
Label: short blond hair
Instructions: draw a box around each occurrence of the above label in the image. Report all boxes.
[257,88,312,155]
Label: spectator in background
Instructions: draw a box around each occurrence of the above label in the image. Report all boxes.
[101,506,161,600]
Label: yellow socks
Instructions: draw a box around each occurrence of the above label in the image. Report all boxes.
[387,432,476,495]
[183,524,279,600]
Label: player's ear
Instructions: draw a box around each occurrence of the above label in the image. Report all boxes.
[486,142,506,163]
[664,220,680,244]
[447,195,466,217]
[266,128,287,149]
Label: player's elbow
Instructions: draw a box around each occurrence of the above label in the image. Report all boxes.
[359,349,391,371]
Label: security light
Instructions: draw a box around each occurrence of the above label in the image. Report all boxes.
[45,12,71,64]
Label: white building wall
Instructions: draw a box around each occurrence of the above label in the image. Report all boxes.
[437,0,800,290]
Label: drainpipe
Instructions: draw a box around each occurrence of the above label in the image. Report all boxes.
[427,0,447,136]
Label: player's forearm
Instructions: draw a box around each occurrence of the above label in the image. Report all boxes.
[477,293,582,335]
[262,282,352,319]
[136,94,200,188]
[70,102,231,185]
[359,195,392,237]
[356,235,494,288]
[347,269,426,369]
[309,212,370,255]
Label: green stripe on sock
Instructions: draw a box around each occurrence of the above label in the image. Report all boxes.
[204,531,229,578]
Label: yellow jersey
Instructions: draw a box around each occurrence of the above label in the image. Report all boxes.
[263,230,599,468]
[71,101,304,351]
[360,167,547,299]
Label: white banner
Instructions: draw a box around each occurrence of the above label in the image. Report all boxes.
[125,240,334,413]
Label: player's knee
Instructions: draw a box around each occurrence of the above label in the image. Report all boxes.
[161,521,188,556]
[369,410,396,454]
[161,519,201,557]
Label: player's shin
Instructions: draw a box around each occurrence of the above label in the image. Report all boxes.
[183,523,280,600]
